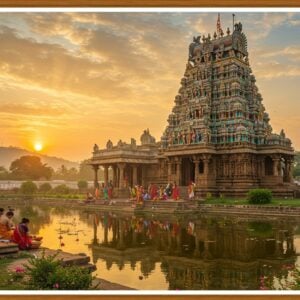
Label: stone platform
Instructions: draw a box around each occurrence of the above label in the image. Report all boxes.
[0,241,19,254]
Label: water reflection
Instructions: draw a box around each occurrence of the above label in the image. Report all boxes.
[10,205,300,290]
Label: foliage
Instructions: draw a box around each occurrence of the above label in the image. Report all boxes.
[39,182,52,193]
[247,189,272,204]
[77,180,88,190]
[78,160,95,181]
[20,181,38,195]
[25,252,92,290]
[0,166,9,180]
[52,165,79,181]
[52,184,70,194]
[9,156,53,180]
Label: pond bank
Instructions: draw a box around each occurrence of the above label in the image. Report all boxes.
[0,247,134,290]
[1,196,300,217]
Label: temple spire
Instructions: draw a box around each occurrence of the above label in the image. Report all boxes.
[216,13,223,37]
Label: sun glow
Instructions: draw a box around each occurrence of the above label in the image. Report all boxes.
[34,143,43,152]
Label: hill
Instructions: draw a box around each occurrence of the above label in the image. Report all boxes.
[0,146,79,170]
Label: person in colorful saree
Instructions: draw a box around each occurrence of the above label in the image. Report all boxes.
[0,211,14,239]
[188,181,195,200]
[12,218,42,250]
[172,182,180,200]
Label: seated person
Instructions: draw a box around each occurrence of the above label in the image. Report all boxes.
[12,218,42,250]
[0,211,14,239]
[143,192,151,201]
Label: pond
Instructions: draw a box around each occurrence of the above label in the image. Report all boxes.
[7,203,300,290]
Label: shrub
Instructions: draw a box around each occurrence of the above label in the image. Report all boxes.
[77,180,88,190]
[53,184,70,194]
[20,181,38,195]
[39,182,52,193]
[247,189,272,204]
[25,252,93,290]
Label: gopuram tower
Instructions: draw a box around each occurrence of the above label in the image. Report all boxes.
[90,15,295,198]
[159,15,295,197]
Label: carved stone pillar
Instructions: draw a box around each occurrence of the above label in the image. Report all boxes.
[203,159,210,176]
[112,165,117,187]
[273,158,280,176]
[104,165,109,185]
[194,159,199,184]
[118,163,126,188]
[176,159,182,185]
[167,162,172,180]
[132,165,138,186]
[92,165,99,189]
[286,159,293,182]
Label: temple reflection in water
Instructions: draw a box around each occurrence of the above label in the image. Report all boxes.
[88,211,297,290]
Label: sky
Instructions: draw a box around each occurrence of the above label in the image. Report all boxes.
[0,11,299,161]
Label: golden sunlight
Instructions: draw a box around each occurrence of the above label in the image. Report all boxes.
[34,142,43,152]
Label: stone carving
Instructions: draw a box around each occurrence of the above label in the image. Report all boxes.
[188,36,201,60]
[131,138,137,148]
[140,129,156,145]
[106,139,113,149]
[93,144,99,152]
[117,139,124,147]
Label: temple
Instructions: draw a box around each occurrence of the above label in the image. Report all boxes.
[89,16,295,198]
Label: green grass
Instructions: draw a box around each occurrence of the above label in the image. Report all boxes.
[204,198,300,207]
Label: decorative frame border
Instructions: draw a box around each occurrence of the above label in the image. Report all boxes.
[0,1,299,299]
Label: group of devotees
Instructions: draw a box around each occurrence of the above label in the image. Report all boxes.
[87,181,196,203]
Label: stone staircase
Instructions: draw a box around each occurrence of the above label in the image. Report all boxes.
[136,199,191,213]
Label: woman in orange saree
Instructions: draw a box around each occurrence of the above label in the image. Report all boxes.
[0,211,14,239]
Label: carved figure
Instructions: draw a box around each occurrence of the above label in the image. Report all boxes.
[189,36,201,60]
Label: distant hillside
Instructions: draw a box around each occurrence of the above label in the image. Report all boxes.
[0,146,79,170]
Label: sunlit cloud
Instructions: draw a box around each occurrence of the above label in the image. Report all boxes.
[0,12,299,160]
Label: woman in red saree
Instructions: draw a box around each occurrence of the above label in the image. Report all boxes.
[12,218,42,250]
[172,182,180,200]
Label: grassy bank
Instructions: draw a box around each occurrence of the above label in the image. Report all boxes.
[205,198,300,207]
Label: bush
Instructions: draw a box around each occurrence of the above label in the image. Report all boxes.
[53,184,70,194]
[26,252,93,290]
[77,180,88,190]
[39,182,52,193]
[247,189,272,204]
[20,181,38,195]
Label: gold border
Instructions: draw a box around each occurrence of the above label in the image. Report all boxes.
[0,2,299,299]
[0,0,299,7]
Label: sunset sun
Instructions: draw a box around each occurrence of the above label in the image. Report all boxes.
[34,143,43,152]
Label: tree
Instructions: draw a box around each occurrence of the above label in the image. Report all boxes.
[0,166,9,180]
[10,156,53,180]
[39,182,52,193]
[53,184,70,194]
[77,180,88,191]
[20,181,38,195]
[78,160,94,181]
[53,165,79,180]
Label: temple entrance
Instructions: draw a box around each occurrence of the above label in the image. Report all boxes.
[181,157,195,186]
[265,156,273,176]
